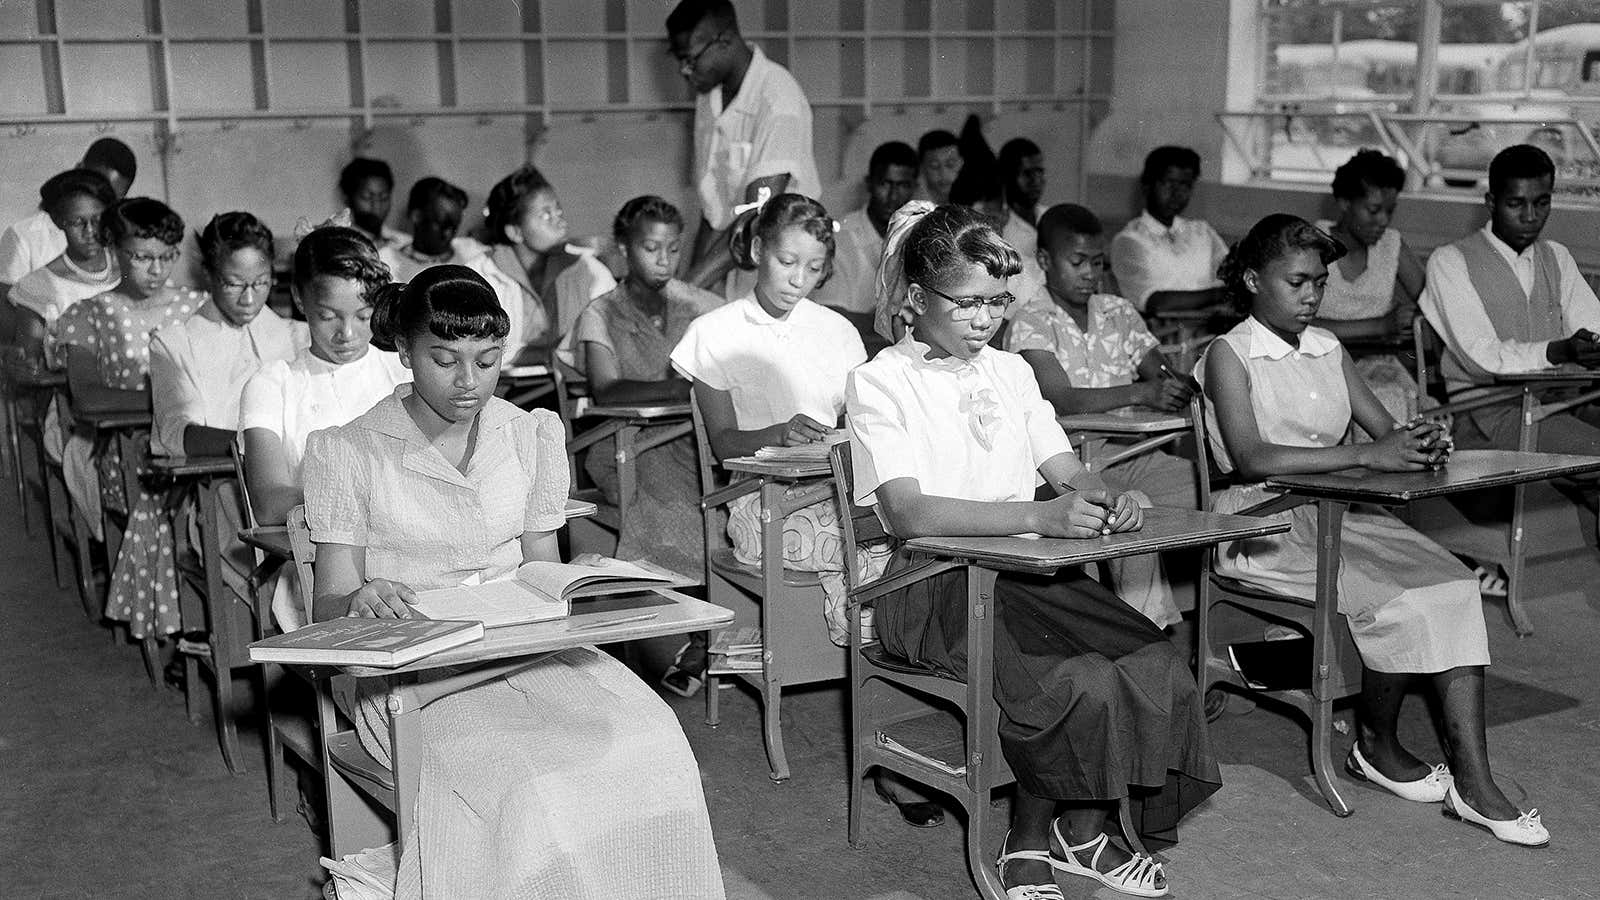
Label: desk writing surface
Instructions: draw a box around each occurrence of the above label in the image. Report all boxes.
[564,498,598,520]
[904,507,1288,574]
[151,455,235,477]
[501,364,551,380]
[1058,410,1189,434]
[75,407,153,430]
[2,361,66,388]
[342,590,733,677]
[723,457,833,479]
[1149,308,1221,323]
[1264,449,1600,503]
[1493,366,1600,384]
[585,402,691,420]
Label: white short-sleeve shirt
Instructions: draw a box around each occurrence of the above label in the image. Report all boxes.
[238,345,411,480]
[847,332,1073,511]
[0,210,66,285]
[1110,211,1228,312]
[693,45,820,231]
[670,295,865,430]
[148,302,307,459]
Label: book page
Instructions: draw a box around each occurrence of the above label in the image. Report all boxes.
[513,557,678,601]
[409,579,565,628]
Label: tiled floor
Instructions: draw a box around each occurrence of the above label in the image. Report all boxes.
[3,490,1597,900]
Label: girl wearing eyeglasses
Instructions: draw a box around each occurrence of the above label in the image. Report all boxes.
[55,198,205,644]
[666,193,886,696]
[148,211,304,460]
[847,203,1218,898]
[9,169,121,364]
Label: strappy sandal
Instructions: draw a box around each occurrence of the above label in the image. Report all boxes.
[1473,565,1508,599]
[659,641,706,698]
[995,832,1064,900]
[1048,820,1170,898]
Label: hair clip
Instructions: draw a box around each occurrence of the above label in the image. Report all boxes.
[731,185,773,218]
[831,218,841,233]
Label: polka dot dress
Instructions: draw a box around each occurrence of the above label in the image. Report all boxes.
[56,287,203,639]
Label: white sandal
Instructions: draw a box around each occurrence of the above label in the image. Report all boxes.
[1048,820,1170,898]
[996,832,1064,900]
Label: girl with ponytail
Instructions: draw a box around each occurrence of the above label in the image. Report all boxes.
[848,203,1219,898]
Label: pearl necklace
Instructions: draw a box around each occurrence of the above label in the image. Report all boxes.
[61,247,116,284]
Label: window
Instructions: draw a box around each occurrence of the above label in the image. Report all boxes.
[1230,0,1600,200]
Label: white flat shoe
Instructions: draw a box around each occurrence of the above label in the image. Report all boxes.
[1345,745,1451,803]
[996,832,1064,900]
[1442,783,1549,847]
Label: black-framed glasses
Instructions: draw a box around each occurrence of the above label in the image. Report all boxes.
[219,277,272,297]
[672,30,727,71]
[920,284,1015,321]
[127,248,181,267]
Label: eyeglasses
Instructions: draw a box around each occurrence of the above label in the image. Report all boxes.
[673,30,726,71]
[127,249,181,267]
[920,284,1015,321]
[219,278,272,297]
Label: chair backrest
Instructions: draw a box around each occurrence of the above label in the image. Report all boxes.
[1412,313,1450,405]
[286,504,317,626]
[828,441,889,593]
[230,440,262,531]
[1189,394,1218,513]
[549,345,591,485]
[688,390,721,493]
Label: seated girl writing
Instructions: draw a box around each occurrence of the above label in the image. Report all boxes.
[1198,214,1546,847]
[301,264,724,898]
[848,203,1218,899]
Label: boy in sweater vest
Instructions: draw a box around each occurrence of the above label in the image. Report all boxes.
[1421,143,1600,514]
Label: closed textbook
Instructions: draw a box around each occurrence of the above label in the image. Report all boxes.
[406,557,687,628]
[248,618,484,667]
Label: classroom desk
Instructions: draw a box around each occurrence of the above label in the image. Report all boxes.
[580,402,693,519]
[1058,409,1191,474]
[151,453,259,772]
[1147,306,1224,369]
[882,507,1290,900]
[497,343,558,408]
[308,588,734,856]
[712,452,839,781]
[1,356,66,535]
[72,403,154,583]
[1485,369,1600,633]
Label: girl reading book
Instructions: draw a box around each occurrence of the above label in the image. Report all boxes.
[301,264,724,898]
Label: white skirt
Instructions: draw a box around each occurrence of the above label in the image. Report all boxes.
[1211,484,1489,674]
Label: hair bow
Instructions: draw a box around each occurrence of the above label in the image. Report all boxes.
[872,200,937,342]
[293,207,354,241]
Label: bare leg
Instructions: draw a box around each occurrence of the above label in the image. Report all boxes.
[999,789,1060,888]
[1356,667,1430,780]
[1432,665,1518,820]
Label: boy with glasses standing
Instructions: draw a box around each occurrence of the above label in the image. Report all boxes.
[666,0,819,297]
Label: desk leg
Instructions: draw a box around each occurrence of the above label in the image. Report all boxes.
[198,477,244,773]
[615,423,639,524]
[1506,390,1538,637]
[758,479,792,782]
[1312,500,1353,817]
[963,565,1007,900]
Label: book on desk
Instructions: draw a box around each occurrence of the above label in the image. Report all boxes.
[406,555,690,628]
[749,429,849,463]
[248,617,484,667]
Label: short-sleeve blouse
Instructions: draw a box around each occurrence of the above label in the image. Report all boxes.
[846,331,1073,511]
[566,283,704,380]
[238,345,411,480]
[54,288,204,390]
[1004,289,1159,388]
[670,295,866,430]
[301,387,569,591]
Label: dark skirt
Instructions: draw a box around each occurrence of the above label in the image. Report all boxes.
[875,549,1221,844]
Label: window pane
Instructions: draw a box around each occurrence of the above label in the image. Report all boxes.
[1261,4,1418,101]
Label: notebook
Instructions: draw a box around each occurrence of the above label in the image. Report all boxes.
[248,617,483,667]
[406,556,688,628]
[751,429,849,463]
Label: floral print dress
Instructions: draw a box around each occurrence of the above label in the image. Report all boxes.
[55,288,203,638]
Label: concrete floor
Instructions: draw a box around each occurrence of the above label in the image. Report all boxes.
[3,491,1598,900]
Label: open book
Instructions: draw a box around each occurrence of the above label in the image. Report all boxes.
[248,617,484,667]
[407,556,688,628]
[752,429,849,463]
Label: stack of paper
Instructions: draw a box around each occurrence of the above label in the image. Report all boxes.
[708,626,763,674]
[752,429,849,463]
